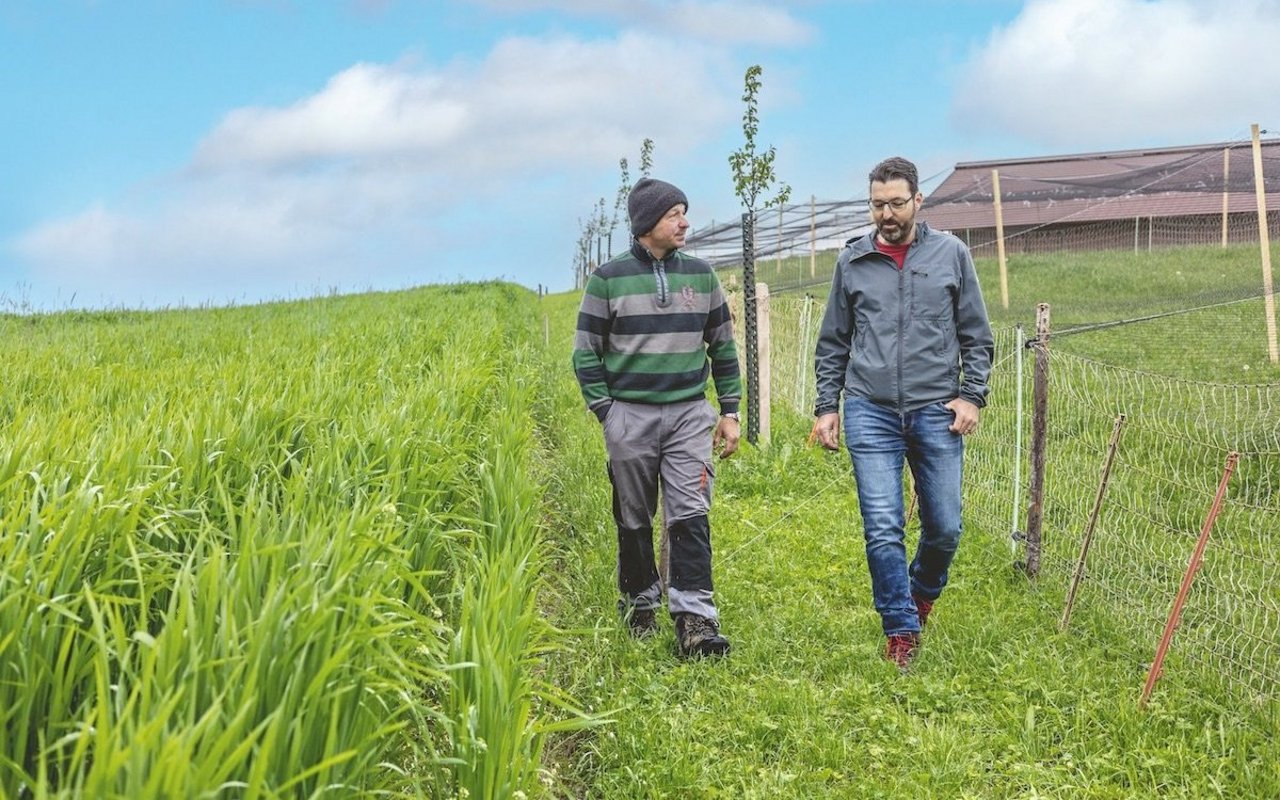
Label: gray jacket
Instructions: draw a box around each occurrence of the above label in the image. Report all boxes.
[814,222,994,416]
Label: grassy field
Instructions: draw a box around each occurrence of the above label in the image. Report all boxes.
[542,242,1280,798]
[2,241,1277,797]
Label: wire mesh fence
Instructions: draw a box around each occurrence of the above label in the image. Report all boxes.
[590,137,1280,722]
[756,289,1279,727]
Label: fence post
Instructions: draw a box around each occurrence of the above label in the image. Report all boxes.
[1139,451,1240,709]
[1221,146,1231,248]
[810,195,817,279]
[796,294,813,416]
[776,204,784,277]
[1250,123,1279,363]
[757,282,771,446]
[742,211,760,445]
[1060,413,1127,631]
[1023,302,1051,579]
[992,169,1009,310]
[1011,324,1025,555]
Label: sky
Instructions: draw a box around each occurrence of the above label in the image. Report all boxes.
[3,0,1279,312]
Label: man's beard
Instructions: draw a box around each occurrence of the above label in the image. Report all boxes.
[876,217,912,244]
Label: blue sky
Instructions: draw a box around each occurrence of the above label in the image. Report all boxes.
[3,0,1279,311]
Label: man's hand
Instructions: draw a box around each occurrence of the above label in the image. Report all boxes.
[945,398,980,435]
[713,415,741,459]
[811,412,840,451]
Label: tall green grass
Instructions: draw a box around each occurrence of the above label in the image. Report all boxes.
[0,283,590,797]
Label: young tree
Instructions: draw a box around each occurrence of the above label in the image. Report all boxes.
[728,64,790,445]
[609,157,631,258]
[574,139,650,285]
[574,217,595,289]
[593,197,608,268]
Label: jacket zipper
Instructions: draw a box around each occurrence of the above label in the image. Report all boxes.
[896,258,906,415]
[653,258,671,307]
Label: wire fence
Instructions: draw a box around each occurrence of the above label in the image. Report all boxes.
[651,138,1280,720]
[757,292,1279,726]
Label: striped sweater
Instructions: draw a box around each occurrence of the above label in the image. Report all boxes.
[572,241,742,421]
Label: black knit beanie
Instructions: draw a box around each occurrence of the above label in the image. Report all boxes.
[628,177,688,236]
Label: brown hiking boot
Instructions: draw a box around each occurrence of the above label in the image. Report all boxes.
[624,607,659,639]
[674,613,730,658]
[913,594,934,628]
[884,632,921,671]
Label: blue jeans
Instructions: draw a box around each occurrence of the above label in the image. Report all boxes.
[844,396,965,636]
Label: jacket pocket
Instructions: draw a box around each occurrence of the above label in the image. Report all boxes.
[603,400,626,442]
[909,267,955,320]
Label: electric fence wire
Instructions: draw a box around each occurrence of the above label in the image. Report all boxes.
[719,460,849,566]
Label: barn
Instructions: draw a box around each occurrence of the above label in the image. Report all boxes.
[918,138,1280,256]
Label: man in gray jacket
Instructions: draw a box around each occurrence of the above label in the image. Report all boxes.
[812,156,994,670]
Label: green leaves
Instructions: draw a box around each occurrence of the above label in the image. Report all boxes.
[729,64,792,215]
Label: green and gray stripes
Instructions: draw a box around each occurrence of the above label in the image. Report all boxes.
[572,244,741,419]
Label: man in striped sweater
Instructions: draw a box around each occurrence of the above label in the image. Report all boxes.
[572,177,742,658]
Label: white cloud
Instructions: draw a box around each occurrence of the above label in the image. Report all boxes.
[194,31,734,175]
[193,64,468,170]
[14,183,371,306]
[17,30,743,308]
[474,0,814,46]
[950,0,1280,148]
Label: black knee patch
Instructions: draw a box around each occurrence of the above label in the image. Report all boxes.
[617,526,658,596]
[668,515,713,591]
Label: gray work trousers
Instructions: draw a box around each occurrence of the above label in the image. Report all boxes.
[602,397,719,620]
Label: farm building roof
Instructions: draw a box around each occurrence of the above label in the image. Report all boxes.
[919,138,1280,231]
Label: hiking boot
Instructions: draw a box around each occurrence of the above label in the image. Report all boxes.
[913,594,934,629]
[674,613,731,658]
[884,632,921,671]
[624,607,659,639]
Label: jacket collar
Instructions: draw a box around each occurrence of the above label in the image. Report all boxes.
[632,237,676,266]
[846,221,933,261]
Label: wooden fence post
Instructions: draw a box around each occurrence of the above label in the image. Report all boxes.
[776,205,784,277]
[992,169,1009,310]
[810,195,817,279]
[1250,123,1278,363]
[1221,146,1231,248]
[1024,303,1051,579]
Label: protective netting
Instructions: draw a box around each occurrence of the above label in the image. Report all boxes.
[685,200,871,295]
[687,137,1280,298]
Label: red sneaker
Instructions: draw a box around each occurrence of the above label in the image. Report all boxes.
[913,594,934,628]
[884,632,921,671]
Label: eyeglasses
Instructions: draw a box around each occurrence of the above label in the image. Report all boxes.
[869,197,914,212]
